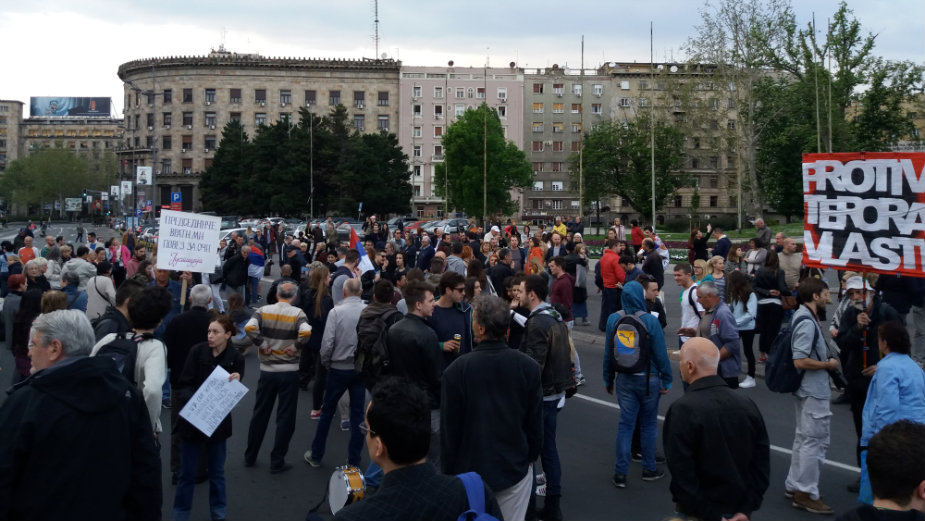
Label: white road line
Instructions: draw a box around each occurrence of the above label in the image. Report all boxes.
[573,392,861,473]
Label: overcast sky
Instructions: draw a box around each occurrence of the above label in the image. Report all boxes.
[2,0,922,115]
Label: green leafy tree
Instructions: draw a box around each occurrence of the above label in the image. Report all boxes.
[199,120,253,214]
[341,132,412,216]
[851,59,924,150]
[435,103,532,219]
[570,117,687,222]
[0,148,113,216]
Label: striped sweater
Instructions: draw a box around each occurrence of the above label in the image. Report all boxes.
[244,301,312,372]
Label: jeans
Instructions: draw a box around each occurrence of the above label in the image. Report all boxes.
[245,371,300,469]
[365,462,383,488]
[310,368,366,466]
[614,374,662,475]
[541,399,563,496]
[599,287,622,331]
[172,438,227,521]
[248,275,260,305]
[785,396,831,500]
[312,351,327,411]
[757,303,783,355]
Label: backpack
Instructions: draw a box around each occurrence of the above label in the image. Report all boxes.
[456,472,501,521]
[686,286,702,319]
[355,308,402,389]
[96,331,155,385]
[609,310,652,374]
[765,314,820,393]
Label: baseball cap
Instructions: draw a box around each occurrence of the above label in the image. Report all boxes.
[491,226,500,233]
[845,276,872,291]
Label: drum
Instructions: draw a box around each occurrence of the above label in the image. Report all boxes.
[329,465,366,514]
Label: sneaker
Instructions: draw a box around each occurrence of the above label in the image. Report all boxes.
[310,410,321,420]
[632,452,666,464]
[611,474,627,489]
[758,354,768,363]
[576,376,587,387]
[641,469,665,482]
[792,491,834,515]
[340,419,350,431]
[535,484,547,497]
[303,450,321,467]
[739,376,757,388]
[784,489,796,499]
[535,472,547,486]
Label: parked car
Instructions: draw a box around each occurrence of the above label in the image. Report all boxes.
[219,227,247,243]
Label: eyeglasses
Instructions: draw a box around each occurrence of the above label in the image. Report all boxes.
[453,286,465,293]
[358,422,376,437]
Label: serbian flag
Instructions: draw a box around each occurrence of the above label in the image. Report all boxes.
[349,227,376,274]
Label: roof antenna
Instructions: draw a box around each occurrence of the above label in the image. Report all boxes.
[373,0,380,60]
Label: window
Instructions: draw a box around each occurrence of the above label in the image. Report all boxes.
[377,115,389,131]
[377,91,389,106]
[551,181,564,191]
[532,141,545,152]
[533,181,544,191]
[182,88,193,103]
[145,93,155,105]
[455,104,465,117]
[639,97,648,107]
[204,158,213,169]
[571,104,581,114]
[709,156,718,169]
[433,145,443,158]
[693,137,701,149]
[412,86,422,98]
[572,84,582,96]
[552,141,564,152]
[161,159,172,175]
[455,88,464,99]
[553,83,564,96]
[674,196,683,208]
[146,113,154,127]
[204,135,217,150]
[571,123,582,133]
[710,120,719,130]
[727,98,736,109]
[434,105,444,119]
[709,176,718,188]
[727,119,736,130]
[552,199,563,210]
[163,89,172,104]
[413,145,422,157]
[434,86,443,98]
[182,135,192,150]
[162,135,172,150]
[182,112,193,127]
[620,80,630,90]
[353,115,365,131]
[532,122,544,133]
[476,87,485,99]
[182,158,192,174]
[434,126,443,137]
[329,90,341,106]
[552,122,563,133]
[619,98,630,107]
[709,195,718,207]
[353,91,365,109]
[656,82,666,91]
[571,141,580,152]
[304,90,317,106]
[413,126,422,138]
[552,103,564,114]
[255,89,267,103]
[255,113,267,126]
[728,155,736,167]
[230,88,242,103]
[914,128,922,138]
[229,112,241,123]
[593,84,603,96]
[533,103,544,114]
[413,104,422,117]
[533,162,545,172]
[497,105,507,118]
[280,90,292,105]
[205,88,216,103]
[711,98,719,110]
[497,87,507,100]
[570,200,579,209]
[413,165,422,176]
[199,113,215,130]
[551,163,563,172]
[533,83,544,94]
[691,158,700,169]
[639,80,648,90]
[280,112,291,124]
[467,87,474,98]
[591,104,602,115]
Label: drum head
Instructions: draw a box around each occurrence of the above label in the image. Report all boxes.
[329,470,349,514]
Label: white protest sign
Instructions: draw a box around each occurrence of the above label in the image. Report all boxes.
[156,210,222,273]
[179,365,249,438]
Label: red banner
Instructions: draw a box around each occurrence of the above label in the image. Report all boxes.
[803,152,925,278]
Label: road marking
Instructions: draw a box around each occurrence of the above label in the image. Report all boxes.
[573,392,861,473]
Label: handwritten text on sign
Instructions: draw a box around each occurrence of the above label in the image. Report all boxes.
[156,210,221,273]
[802,152,925,277]
[179,365,249,438]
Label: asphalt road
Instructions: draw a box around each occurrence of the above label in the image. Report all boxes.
[0,225,863,520]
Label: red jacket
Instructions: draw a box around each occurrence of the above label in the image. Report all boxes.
[599,249,626,289]
[631,226,644,246]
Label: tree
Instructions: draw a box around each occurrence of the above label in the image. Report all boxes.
[571,117,687,221]
[341,132,412,216]
[198,120,253,214]
[435,103,532,219]
[851,59,924,151]
[0,148,113,216]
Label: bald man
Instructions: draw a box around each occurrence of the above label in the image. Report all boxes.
[663,338,770,521]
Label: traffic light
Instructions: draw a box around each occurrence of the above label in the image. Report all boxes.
[82,188,87,198]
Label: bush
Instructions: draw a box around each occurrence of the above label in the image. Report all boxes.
[661,218,692,233]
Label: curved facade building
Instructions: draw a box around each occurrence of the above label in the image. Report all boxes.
[118,50,400,212]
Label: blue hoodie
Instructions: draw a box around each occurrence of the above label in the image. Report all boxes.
[603,281,673,390]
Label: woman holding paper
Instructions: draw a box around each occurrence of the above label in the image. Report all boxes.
[172,315,245,521]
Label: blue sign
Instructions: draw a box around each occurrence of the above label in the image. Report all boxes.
[146,199,153,207]
[171,192,182,203]
[136,208,142,216]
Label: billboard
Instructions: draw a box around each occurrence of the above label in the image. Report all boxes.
[64,198,82,212]
[29,97,111,117]
[137,166,153,185]
[802,152,925,278]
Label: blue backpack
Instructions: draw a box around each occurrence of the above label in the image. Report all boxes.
[457,472,500,521]
[765,314,820,393]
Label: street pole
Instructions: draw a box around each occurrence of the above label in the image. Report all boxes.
[482,56,488,227]
[650,22,656,230]
[309,110,314,220]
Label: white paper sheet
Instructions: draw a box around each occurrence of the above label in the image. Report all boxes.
[179,365,249,437]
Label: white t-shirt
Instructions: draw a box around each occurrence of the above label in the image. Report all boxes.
[679,283,706,343]
[91,333,167,433]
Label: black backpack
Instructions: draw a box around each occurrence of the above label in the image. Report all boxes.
[96,331,156,385]
[609,310,652,374]
[765,314,820,393]
[355,308,402,389]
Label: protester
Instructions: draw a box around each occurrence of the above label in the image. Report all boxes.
[728,270,759,388]
[753,250,787,362]
[85,260,116,322]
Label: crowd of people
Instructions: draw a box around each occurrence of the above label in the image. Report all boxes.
[0,214,923,521]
